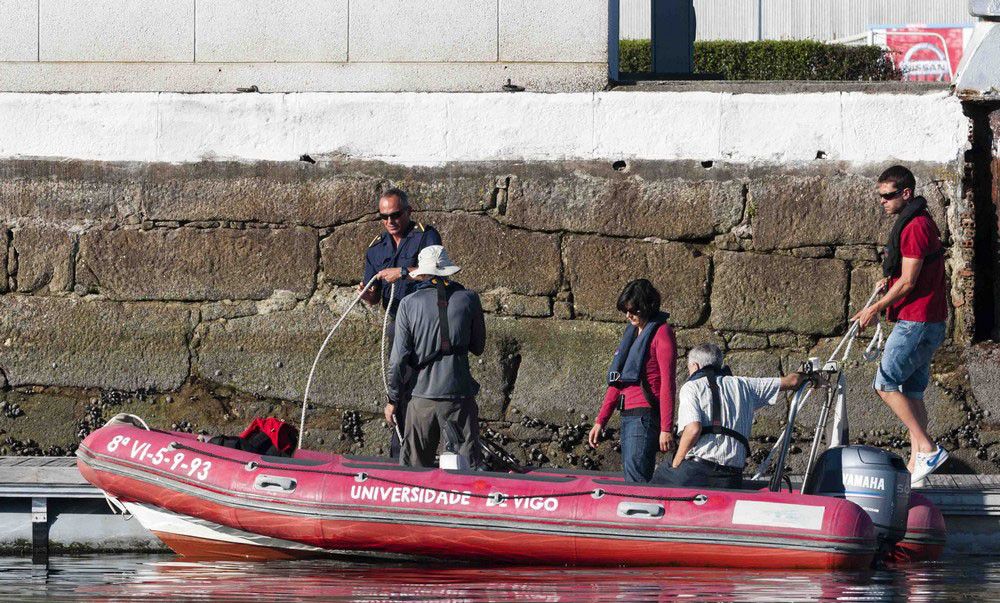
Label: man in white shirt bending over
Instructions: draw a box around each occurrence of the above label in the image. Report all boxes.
[652,343,803,490]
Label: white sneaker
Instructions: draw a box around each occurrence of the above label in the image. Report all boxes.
[910,447,949,486]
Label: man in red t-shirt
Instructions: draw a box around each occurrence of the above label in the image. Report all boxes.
[852,165,948,486]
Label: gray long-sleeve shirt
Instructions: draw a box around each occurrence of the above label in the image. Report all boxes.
[387,281,486,401]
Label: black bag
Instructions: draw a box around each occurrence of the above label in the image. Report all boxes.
[207,432,283,457]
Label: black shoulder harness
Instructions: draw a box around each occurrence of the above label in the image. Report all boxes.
[413,279,468,370]
[690,367,750,458]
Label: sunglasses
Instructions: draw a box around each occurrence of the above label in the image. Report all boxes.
[379,210,407,221]
[879,189,905,200]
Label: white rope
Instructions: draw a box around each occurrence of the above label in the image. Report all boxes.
[380,282,396,397]
[751,284,885,480]
[379,282,405,442]
[829,371,850,448]
[104,413,149,430]
[104,495,133,520]
[298,275,380,449]
[863,321,884,362]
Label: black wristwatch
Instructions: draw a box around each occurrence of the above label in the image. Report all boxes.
[400,267,409,279]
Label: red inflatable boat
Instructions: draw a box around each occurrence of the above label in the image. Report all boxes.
[75,415,944,569]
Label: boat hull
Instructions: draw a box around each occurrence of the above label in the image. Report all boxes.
[121,501,329,560]
[78,422,878,569]
[887,492,947,563]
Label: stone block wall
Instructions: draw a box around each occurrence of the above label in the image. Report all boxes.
[0,156,987,476]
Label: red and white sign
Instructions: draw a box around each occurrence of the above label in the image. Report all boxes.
[879,26,971,82]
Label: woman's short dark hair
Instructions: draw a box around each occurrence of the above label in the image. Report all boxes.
[616,279,661,319]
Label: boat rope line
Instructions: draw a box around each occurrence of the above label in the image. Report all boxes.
[379,282,404,443]
[170,442,706,505]
[380,281,396,398]
[298,274,382,449]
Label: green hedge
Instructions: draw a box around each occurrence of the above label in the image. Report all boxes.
[620,39,654,75]
[619,39,900,81]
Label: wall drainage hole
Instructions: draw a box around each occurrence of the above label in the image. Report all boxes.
[612,160,628,172]
[701,160,714,169]
[815,150,827,160]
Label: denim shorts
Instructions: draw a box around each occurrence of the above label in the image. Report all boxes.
[873,320,946,400]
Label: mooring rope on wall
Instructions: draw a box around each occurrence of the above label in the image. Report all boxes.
[299,275,381,449]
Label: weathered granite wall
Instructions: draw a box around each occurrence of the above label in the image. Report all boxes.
[0,157,985,475]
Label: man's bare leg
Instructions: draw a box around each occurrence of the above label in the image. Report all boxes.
[908,401,930,471]
[877,389,934,469]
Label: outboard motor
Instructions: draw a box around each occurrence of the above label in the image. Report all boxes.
[804,445,910,550]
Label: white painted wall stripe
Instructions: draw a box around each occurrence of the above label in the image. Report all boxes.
[0,91,967,166]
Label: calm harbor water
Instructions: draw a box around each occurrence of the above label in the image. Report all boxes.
[1,554,998,602]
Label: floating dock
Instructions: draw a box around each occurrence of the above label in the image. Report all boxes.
[0,457,164,561]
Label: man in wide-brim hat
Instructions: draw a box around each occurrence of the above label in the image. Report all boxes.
[386,245,486,467]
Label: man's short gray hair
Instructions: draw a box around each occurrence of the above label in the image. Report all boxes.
[380,187,410,209]
[688,343,724,369]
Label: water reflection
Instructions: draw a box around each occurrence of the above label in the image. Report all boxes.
[1,555,998,602]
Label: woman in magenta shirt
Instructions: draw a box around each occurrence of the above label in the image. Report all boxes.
[588,279,677,483]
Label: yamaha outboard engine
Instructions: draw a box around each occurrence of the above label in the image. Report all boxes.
[805,445,910,550]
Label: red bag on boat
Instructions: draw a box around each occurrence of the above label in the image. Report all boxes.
[239,417,298,456]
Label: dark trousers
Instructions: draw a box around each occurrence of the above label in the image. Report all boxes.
[621,410,659,483]
[389,402,408,459]
[401,396,480,468]
[652,458,743,490]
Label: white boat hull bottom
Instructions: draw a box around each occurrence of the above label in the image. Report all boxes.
[121,501,329,560]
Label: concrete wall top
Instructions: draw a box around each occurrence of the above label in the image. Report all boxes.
[0,90,966,166]
[0,0,610,92]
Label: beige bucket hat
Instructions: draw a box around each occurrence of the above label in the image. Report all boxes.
[409,245,462,278]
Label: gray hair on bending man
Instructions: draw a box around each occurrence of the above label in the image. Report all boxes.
[687,344,724,373]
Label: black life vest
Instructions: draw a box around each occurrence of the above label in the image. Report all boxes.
[882,196,944,279]
[687,366,750,461]
[608,318,667,415]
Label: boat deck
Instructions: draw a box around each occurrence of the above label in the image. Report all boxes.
[2,456,998,560]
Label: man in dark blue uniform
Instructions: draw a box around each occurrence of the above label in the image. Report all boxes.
[359,188,442,458]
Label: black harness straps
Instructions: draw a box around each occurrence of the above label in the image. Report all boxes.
[413,279,467,370]
[690,367,751,460]
[436,279,452,356]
